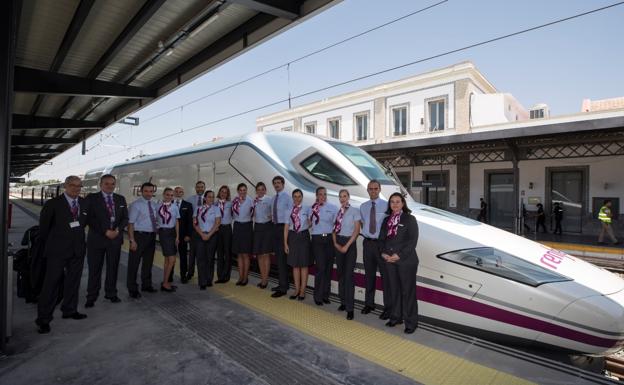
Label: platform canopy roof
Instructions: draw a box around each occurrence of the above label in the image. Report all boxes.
[10,0,338,176]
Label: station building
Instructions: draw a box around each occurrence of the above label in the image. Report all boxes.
[256,62,624,236]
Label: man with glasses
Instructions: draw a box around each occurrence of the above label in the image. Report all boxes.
[36,176,89,334]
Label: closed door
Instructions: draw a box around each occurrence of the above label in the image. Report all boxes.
[488,173,514,228]
[550,171,583,233]
[424,172,448,210]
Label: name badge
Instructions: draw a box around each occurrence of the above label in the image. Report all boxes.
[110,216,116,223]
[70,221,80,228]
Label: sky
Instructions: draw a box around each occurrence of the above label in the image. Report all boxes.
[27,0,624,180]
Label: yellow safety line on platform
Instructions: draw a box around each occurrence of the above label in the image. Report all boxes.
[541,241,624,256]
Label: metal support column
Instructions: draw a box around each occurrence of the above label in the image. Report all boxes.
[508,142,521,234]
[0,0,20,353]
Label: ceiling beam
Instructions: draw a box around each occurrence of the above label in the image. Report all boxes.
[228,0,299,20]
[12,114,105,130]
[10,148,62,155]
[30,0,96,116]
[15,67,156,98]
[11,136,80,145]
[55,0,167,118]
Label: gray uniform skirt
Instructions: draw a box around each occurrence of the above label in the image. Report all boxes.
[253,222,274,255]
[158,227,177,256]
[287,229,311,267]
[232,221,253,254]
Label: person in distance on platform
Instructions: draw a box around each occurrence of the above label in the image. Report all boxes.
[332,189,361,320]
[127,182,159,298]
[252,182,273,289]
[379,192,419,334]
[536,203,547,233]
[215,185,233,283]
[85,174,128,308]
[270,175,293,298]
[187,181,206,281]
[157,187,180,292]
[360,180,391,320]
[310,186,338,306]
[284,189,312,301]
[170,186,193,284]
[552,202,564,235]
[232,183,254,286]
[35,176,89,334]
[193,190,221,289]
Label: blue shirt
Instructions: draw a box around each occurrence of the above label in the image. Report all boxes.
[310,202,338,235]
[190,194,204,216]
[253,195,272,224]
[215,199,233,225]
[232,196,253,223]
[360,198,388,239]
[271,190,293,224]
[337,205,361,237]
[63,193,81,219]
[288,205,311,232]
[129,197,158,232]
[156,202,180,229]
[194,204,221,232]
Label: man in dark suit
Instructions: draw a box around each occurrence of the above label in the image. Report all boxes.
[35,175,89,334]
[169,186,193,284]
[85,174,128,307]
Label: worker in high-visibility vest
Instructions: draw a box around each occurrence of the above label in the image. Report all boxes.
[598,200,619,245]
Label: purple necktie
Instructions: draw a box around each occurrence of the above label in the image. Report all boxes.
[147,200,158,232]
[106,195,115,228]
[71,199,79,221]
[197,196,202,208]
[272,193,279,224]
[369,201,376,235]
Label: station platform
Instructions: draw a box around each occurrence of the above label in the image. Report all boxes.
[1,199,618,385]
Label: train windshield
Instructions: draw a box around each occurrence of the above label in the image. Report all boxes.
[329,142,395,185]
[438,247,571,286]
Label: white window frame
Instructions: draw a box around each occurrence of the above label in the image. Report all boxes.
[304,121,316,134]
[353,111,370,141]
[426,96,448,132]
[390,104,409,136]
[328,117,341,140]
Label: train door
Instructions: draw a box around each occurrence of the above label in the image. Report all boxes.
[547,167,586,233]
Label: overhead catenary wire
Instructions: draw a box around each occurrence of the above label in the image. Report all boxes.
[47,1,624,175]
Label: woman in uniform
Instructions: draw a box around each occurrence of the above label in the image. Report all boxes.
[193,190,221,290]
[332,189,361,320]
[252,182,273,289]
[215,185,233,283]
[379,192,419,334]
[310,186,338,306]
[232,183,254,286]
[284,189,311,300]
[158,187,180,292]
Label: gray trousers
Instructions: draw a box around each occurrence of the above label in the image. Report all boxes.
[599,223,618,243]
[196,235,218,286]
[363,238,391,311]
[86,238,121,301]
[386,262,419,329]
[312,235,334,303]
[274,224,289,292]
[335,235,357,312]
[127,231,155,292]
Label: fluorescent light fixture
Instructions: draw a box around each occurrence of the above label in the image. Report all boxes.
[189,13,219,38]
[135,64,153,80]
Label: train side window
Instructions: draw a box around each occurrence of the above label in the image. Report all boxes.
[300,153,356,186]
[437,247,571,286]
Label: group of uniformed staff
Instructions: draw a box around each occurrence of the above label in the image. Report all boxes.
[35,174,419,335]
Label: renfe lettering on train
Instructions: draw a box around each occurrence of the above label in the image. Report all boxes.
[540,248,571,270]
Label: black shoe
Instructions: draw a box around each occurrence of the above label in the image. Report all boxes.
[215,279,225,284]
[257,282,268,289]
[105,296,121,303]
[385,320,403,327]
[361,306,374,314]
[315,300,323,306]
[379,311,390,320]
[241,280,248,286]
[207,283,213,287]
[37,323,50,334]
[322,299,331,304]
[85,300,95,308]
[129,291,141,299]
[338,305,346,311]
[160,285,175,293]
[271,286,280,292]
[346,311,354,320]
[62,312,87,320]
[289,295,298,300]
[141,287,157,293]
[404,327,417,334]
[271,291,286,298]
[181,277,189,284]
[199,285,207,290]
[298,295,305,301]
[235,281,243,286]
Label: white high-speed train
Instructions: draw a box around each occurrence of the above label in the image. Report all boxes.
[87,131,624,356]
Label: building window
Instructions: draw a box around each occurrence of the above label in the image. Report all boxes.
[530,109,545,119]
[281,126,293,132]
[328,118,340,139]
[428,99,445,132]
[304,122,316,134]
[355,113,369,141]
[392,106,408,136]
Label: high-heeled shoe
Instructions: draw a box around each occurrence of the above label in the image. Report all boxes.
[289,295,298,300]
[241,280,248,286]
[160,284,174,293]
[297,295,305,301]
[257,282,268,289]
[235,281,243,286]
